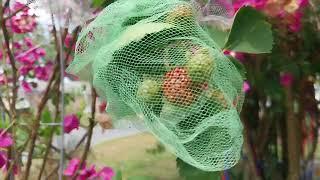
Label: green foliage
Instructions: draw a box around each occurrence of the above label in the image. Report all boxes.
[176,158,220,180]
[225,6,273,53]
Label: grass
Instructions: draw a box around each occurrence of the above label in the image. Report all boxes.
[89,132,181,180]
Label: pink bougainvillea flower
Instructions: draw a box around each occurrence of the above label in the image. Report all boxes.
[64,158,83,176]
[21,81,32,93]
[78,165,97,180]
[280,72,294,87]
[19,65,33,76]
[0,129,13,148]
[243,81,251,93]
[96,167,115,180]
[0,151,7,169]
[0,51,3,60]
[63,114,80,133]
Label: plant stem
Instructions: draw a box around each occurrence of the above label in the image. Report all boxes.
[285,87,300,180]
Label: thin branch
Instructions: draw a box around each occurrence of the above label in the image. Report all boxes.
[4,6,28,21]
[72,88,96,180]
[37,78,61,180]
[23,64,59,180]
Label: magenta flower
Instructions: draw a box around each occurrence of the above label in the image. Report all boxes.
[9,14,37,34]
[223,50,245,61]
[96,167,115,180]
[63,114,80,133]
[288,12,303,32]
[280,72,294,88]
[0,129,13,148]
[233,0,267,12]
[65,34,75,50]
[34,48,46,57]
[19,65,33,76]
[0,74,7,85]
[243,81,250,93]
[78,165,97,180]
[280,73,294,87]
[24,37,34,48]
[21,81,32,93]
[64,158,84,176]
[0,152,7,169]
[18,54,36,65]
[13,42,22,50]
[34,66,49,81]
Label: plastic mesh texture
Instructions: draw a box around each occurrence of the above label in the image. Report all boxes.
[67,0,244,171]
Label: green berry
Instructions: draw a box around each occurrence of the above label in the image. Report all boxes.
[186,48,215,83]
[137,79,161,103]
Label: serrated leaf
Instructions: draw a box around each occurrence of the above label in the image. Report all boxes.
[225,6,273,53]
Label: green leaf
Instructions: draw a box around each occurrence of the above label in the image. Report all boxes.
[225,6,273,53]
[113,169,122,180]
[93,0,105,7]
[205,25,229,49]
[127,176,155,180]
[41,109,52,123]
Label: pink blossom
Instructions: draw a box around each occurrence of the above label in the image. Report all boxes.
[243,81,250,93]
[13,42,22,50]
[34,66,49,81]
[24,37,33,48]
[96,167,115,180]
[0,129,13,148]
[78,165,97,180]
[0,152,7,169]
[21,81,32,93]
[280,72,294,87]
[18,54,36,65]
[0,51,3,59]
[9,14,37,34]
[233,0,267,13]
[65,34,75,49]
[0,74,7,85]
[13,2,29,12]
[223,50,245,61]
[298,0,309,8]
[19,65,33,76]
[63,114,80,133]
[99,101,107,113]
[64,158,84,176]
[288,12,303,32]
[34,48,46,57]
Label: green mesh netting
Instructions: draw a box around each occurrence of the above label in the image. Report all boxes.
[67,0,244,171]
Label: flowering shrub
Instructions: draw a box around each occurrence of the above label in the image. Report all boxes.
[64,158,114,180]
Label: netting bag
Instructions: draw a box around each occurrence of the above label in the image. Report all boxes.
[67,0,244,171]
